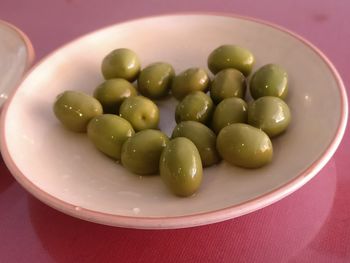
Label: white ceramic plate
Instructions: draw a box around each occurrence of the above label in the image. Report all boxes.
[0,20,34,108]
[0,14,347,229]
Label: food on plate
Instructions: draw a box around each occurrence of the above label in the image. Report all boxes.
[207,45,255,76]
[138,62,175,99]
[172,121,220,167]
[87,114,135,160]
[53,90,103,132]
[211,97,248,134]
[247,96,291,137]
[249,64,288,99]
[216,123,273,168]
[101,48,141,81]
[119,96,160,131]
[175,91,214,124]
[171,67,210,100]
[93,78,137,114]
[160,137,203,197]
[210,68,246,104]
[53,44,292,197]
[121,129,169,175]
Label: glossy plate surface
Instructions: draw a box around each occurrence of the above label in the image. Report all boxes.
[0,14,347,229]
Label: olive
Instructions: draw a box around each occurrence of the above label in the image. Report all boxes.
[87,114,135,160]
[210,68,246,104]
[249,64,288,99]
[175,91,214,124]
[93,78,137,114]
[172,121,220,167]
[160,137,203,197]
[208,45,255,76]
[211,97,248,134]
[119,96,160,131]
[121,129,169,175]
[138,62,175,99]
[171,68,210,100]
[53,90,103,133]
[101,48,141,81]
[248,96,291,138]
[216,123,273,168]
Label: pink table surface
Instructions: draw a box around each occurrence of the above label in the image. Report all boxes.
[1,1,350,262]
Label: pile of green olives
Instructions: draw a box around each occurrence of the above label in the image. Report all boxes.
[53,45,291,197]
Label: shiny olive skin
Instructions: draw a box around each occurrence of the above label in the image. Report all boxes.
[101,48,141,82]
[171,68,210,100]
[121,129,169,175]
[87,114,135,160]
[208,45,255,77]
[53,90,103,133]
[217,123,273,168]
[160,137,203,197]
[119,96,160,131]
[211,97,248,134]
[172,121,220,167]
[175,91,214,124]
[210,68,246,104]
[250,64,288,99]
[93,78,137,114]
[138,62,175,99]
[248,96,291,138]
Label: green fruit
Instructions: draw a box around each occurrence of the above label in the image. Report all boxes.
[210,68,246,104]
[211,97,248,134]
[172,121,220,167]
[160,137,203,197]
[119,96,160,131]
[138,62,175,99]
[175,91,214,124]
[93,78,137,114]
[87,114,135,160]
[217,123,273,168]
[250,64,288,99]
[53,90,103,133]
[101,48,141,81]
[121,129,169,175]
[208,45,255,76]
[248,96,291,137]
[171,68,210,100]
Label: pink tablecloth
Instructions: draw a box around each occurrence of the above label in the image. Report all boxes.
[1,1,349,262]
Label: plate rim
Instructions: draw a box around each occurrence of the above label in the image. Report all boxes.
[0,19,35,70]
[0,12,348,229]
[0,19,35,105]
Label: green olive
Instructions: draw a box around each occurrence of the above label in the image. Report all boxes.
[121,129,169,175]
[160,137,203,197]
[101,48,141,81]
[87,114,135,160]
[171,68,210,100]
[119,96,160,131]
[249,64,288,99]
[211,97,248,134]
[208,45,255,76]
[248,96,291,138]
[53,90,103,133]
[175,91,214,124]
[93,78,137,114]
[137,62,175,99]
[210,68,246,104]
[172,121,220,167]
[217,123,273,168]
